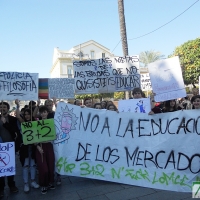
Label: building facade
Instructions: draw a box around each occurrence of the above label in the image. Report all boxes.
[50,40,115,78]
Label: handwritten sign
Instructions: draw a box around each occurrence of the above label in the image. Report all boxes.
[21,119,56,145]
[53,103,200,192]
[118,98,151,113]
[0,72,38,100]
[0,142,15,177]
[48,78,75,99]
[148,57,186,102]
[141,73,152,91]
[73,56,140,94]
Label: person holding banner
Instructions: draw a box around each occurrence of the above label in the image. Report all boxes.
[0,102,19,197]
[35,106,55,195]
[15,100,40,193]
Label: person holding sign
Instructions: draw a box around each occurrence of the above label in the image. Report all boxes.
[35,106,55,195]
[0,102,19,197]
[15,100,40,193]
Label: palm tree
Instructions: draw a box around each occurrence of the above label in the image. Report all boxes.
[139,50,165,67]
[118,0,128,57]
[118,0,129,99]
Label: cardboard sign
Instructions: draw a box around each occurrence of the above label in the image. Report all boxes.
[118,98,151,113]
[141,73,152,91]
[73,56,140,94]
[53,103,200,192]
[0,142,15,177]
[48,78,75,99]
[21,119,56,145]
[0,72,38,100]
[148,57,186,102]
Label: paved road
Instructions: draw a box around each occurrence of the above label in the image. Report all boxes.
[2,158,193,200]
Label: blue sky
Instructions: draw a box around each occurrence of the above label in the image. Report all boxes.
[0,0,199,78]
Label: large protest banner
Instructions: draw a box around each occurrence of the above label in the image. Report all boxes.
[53,102,200,192]
[73,56,140,94]
[141,73,152,91]
[21,119,56,145]
[0,72,38,100]
[118,98,151,113]
[48,78,75,99]
[148,57,186,102]
[0,142,15,177]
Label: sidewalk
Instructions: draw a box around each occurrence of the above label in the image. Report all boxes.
[2,158,192,200]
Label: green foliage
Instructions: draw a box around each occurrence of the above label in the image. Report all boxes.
[75,93,114,100]
[139,50,165,67]
[114,92,125,100]
[170,37,200,86]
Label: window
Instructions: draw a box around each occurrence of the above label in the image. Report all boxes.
[62,64,67,74]
[67,65,73,75]
[102,53,105,58]
[91,51,95,59]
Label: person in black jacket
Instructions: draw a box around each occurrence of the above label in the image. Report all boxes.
[0,102,19,197]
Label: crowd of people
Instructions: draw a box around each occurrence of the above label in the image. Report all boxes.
[0,87,199,197]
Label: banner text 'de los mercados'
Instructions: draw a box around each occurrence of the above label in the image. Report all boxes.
[21,119,56,145]
[53,103,200,192]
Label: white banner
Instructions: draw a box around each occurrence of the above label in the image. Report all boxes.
[0,142,15,177]
[118,98,151,113]
[53,102,200,192]
[48,78,75,99]
[148,57,186,102]
[0,72,38,100]
[73,56,140,94]
[141,73,152,91]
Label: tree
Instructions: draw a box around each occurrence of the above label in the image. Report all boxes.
[118,0,129,99]
[139,50,165,67]
[170,37,200,87]
[75,93,114,102]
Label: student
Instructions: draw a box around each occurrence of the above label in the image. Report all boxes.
[74,99,81,106]
[15,100,39,193]
[107,104,118,112]
[191,95,200,109]
[93,103,102,109]
[35,106,55,195]
[132,88,143,99]
[162,99,177,113]
[0,102,19,198]
[101,101,107,109]
[84,98,93,108]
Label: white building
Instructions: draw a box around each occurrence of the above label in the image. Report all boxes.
[50,40,115,78]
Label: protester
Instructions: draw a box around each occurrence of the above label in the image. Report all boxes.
[191,95,200,109]
[162,99,177,113]
[93,103,102,109]
[15,100,39,193]
[0,102,19,197]
[101,101,107,109]
[132,88,143,99]
[74,99,81,106]
[84,98,93,108]
[35,106,55,194]
[107,104,118,112]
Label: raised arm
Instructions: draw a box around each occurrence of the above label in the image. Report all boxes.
[15,99,24,123]
[33,99,41,118]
